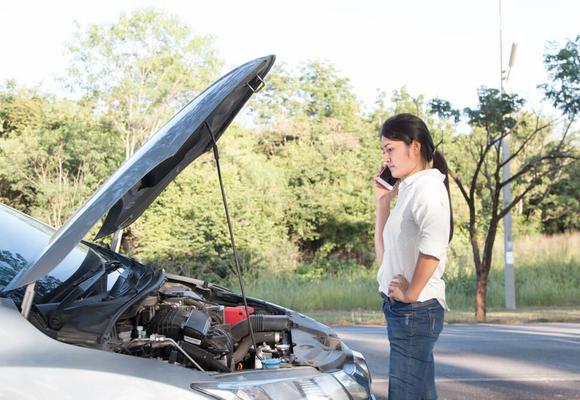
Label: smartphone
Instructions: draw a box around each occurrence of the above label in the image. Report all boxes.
[377,165,398,190]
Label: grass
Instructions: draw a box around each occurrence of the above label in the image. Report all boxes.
[240,233,580,324]
[300,306,580,326]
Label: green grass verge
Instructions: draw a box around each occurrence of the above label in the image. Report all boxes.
[238,234,579,323]
[298,306,580,326]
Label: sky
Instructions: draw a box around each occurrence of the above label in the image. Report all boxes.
[1,0,578,114]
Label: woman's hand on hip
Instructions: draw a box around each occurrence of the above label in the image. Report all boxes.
[388,274,410,303]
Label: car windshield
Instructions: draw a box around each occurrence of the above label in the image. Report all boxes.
[0,205,124,304]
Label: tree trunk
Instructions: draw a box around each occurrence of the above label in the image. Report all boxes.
[475,220,499,322]
[468,211,487,321]
[475,269,488,321]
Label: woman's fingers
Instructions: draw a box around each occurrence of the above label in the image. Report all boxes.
[374,177,386,189]
[393,274,409,292]
[388,287,403,302]
[388,276,409,302]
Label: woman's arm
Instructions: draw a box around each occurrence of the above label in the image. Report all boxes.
[388,253,439,303]
[374,178,398,266]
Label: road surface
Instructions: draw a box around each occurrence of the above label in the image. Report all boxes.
[334,323,580,399]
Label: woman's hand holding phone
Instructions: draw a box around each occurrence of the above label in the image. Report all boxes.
[374,164,399,205]
[377,164,398,190]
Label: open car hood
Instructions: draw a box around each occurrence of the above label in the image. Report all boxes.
[5,55,275,292]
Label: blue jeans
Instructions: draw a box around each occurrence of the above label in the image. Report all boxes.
[382,293,444,400]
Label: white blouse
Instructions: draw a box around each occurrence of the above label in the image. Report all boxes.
[377,168,451,309]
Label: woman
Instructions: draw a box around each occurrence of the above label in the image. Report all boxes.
[374,113,453,400]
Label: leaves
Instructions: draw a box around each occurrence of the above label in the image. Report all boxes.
[249,60,360,126]
[63,8,223,157]
[463,88,526,133]
[539,35,580,119]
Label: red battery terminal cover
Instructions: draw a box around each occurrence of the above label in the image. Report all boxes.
[224,306,255,325]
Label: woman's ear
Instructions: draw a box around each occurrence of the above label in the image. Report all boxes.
[411,140,422,157]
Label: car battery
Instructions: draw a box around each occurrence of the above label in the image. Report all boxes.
[224,306,254,325]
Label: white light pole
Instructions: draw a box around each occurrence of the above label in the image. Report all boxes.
[499,0,517,310]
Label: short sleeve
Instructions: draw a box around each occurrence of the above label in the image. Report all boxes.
[411,181,450,260]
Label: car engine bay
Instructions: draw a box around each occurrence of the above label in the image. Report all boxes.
[113,282,295,372]
[26,256,347,376]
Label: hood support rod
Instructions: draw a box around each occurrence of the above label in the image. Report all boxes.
[205,121,261,365]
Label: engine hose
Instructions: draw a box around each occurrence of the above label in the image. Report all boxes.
[232,332,280,364]
[231,315,292,341]
[180,341,230,372]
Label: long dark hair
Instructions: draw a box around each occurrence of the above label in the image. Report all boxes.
[380,113,454,241]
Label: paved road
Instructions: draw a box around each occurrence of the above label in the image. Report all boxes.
[334,323,580,400]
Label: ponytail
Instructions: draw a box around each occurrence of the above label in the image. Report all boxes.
[433,150,454,242]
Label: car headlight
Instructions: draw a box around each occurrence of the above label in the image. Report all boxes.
[333,370,371,400]
[345,350,372,385]
[191,371,370,400]
[337,349,373,399]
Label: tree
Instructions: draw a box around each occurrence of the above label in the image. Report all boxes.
[249,60,360,126]
[298,61,359,121]
[63,8,222,248]
[249,61,373,265]
[134,125,298,281]
[429,35,579,320]
[246,63,304,123]
[539,35,580,120]
[0,84,121,227]
[525,160,580,234]
[529,35,580,234]
[64,8,222,158]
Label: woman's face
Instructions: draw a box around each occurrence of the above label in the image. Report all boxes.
[381,137,424,179]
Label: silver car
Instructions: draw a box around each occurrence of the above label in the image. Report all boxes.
[0,55,374,400]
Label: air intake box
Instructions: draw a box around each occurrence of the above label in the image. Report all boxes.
[183,309,210,345]
[148,306,210,344]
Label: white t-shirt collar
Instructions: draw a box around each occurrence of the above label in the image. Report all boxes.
[399,168,445,191]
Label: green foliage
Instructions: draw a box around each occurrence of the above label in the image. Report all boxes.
[271,121,377,264]
[243,268,380,311]
[539,35,580,119]
[463,87,526,132]
[64,8,222,156]
[248,63,304,122]
[298,61,360,121]
[295,256,367,281]
[249,60,360,126]
[0,82,46,135]
[134,125,298,282]
[526,157,580,234]
[428,98,460,123]
[370,87,427,130]
[0,84,121,226]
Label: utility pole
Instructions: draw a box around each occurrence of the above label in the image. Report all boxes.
[499,0,517,310]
